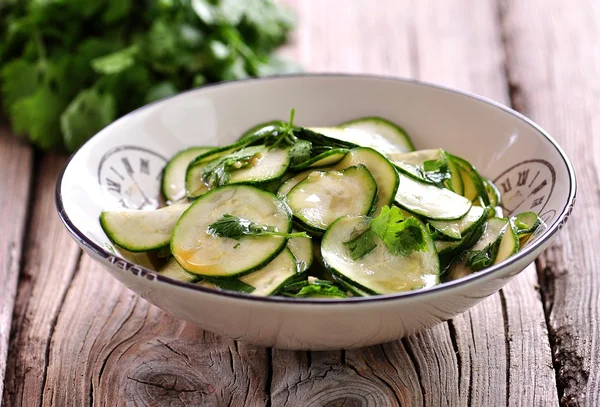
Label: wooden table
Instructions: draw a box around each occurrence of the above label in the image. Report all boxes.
[0,1,596,405]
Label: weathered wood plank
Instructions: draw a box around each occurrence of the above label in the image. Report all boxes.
[272,1,557,405]
[1,155,82,406]
[502,0,599,404]
[0,127,33,402]
[41,256,268,407]
[1,156,268,406]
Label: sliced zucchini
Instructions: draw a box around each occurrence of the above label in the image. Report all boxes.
[285,165,377,232]
[394,172,472,220]
[171,185,291,278]
[185,145,290,199]
[435,209,489,272]
[228,146,290,184]
[287,233,314,273]
[484,178,501,207]
[429,205,486,240]
[277,169,315,197]
[321,215,439,295]
[511,212,542,247]
[162,147,212,202]
[239,249,297,296]
[338,116,415,154]
[494,220,519,265]
[387,149,443,182]
[512,211,541,234]
[449,154,489,205]
[333,147,399,213]
[309,126,412,158]
[238,121,282,141]
[291,148,349,170]
[100,201,191,252]
[443,217,509,280]
[185,137,264,198]
[158,257,200,283]
[209,279,255,293]
[446,155,464,195]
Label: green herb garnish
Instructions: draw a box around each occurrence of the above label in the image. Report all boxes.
[280,278,347,298]
[465,239,502,271]
[421,155,451,185]
[343,206,428,261]
[207,214,310,240]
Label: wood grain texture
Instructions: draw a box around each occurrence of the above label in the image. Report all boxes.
[502,0,599,405]
[0,128,33,403]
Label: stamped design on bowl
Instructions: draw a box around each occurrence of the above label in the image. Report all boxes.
[493,159,556,217]
[97,145,167,210]
[107,255,156,280]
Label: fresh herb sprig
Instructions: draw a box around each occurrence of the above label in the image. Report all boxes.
[343,206,428,261]
[0,0,298,151]
[207,214,310,240]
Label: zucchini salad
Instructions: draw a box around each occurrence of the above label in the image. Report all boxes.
[100,110,543,298]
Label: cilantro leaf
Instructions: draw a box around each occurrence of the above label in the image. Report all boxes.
[344,228,377,261]
[207,214,310,240]
[91,45,139,75]
[288,139,312,166]
[343,206,428,261]
[60,88,116,151]
[280,278,347,298]
[421,155,451,185]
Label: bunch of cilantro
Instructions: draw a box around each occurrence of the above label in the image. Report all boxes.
[0,0,298,151]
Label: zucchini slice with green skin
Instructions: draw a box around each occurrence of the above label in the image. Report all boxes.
[185,145,290,199]
[429,205,486,240]
[239,248,297,296]
[493,220,519,265]
[512,211,541,234]
[394,172,472,220]
[511,211,542,247]
[291,148,349,170]
[435,208,490,272]
[100,201,191,252]
[287,234,314,273]
[449,154,490,205]
[185,136,266,198]
[171,185,291,278]
[333,147,399,214]
[285,165,377,232]
[158,257,200,283]
[483,178,501,207]
[228,146,290,184]
[446,155,464,195]
[162,147,212,202]
[309,126,411,158]
[443,217,509,280]
[387,149,443,182]
[339,117,415,154]
[277,169,316,197]
[321,215,439,295]
[238,121,282,141]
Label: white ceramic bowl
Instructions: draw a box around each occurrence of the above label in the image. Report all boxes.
[56,75,576,350]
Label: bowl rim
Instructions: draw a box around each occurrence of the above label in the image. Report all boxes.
[55,73,577,305]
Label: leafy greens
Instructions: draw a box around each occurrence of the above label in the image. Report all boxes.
[343,206,429,261]
[0,0,298,151]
